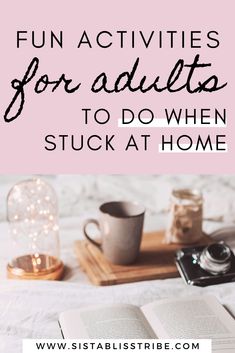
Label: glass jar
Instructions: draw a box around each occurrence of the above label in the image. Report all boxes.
[166,188,203,244]
[7,178,64,280]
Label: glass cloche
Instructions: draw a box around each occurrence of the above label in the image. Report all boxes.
[7,178,64,280]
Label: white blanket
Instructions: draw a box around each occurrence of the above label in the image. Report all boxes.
[1,279,235,352]
[1,175,235,352]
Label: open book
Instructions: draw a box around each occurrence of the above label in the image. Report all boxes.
[59,295,235,352]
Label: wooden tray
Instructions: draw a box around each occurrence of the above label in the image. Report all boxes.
[74,230,211,286]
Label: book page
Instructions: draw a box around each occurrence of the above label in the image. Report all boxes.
[141,295,235,352]
[59,304,156,339]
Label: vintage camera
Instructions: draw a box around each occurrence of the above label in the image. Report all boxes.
[175,242,235,286]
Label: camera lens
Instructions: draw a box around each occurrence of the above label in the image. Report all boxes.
[199,242,232,275]
[207,243,231,262]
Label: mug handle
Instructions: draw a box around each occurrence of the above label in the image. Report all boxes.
[83,219,102,249]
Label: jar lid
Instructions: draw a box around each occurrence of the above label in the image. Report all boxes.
[172,188,203,205]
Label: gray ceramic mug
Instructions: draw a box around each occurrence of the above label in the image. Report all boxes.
[83,201,145,265]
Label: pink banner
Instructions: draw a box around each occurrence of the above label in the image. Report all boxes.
[0,0,234,173]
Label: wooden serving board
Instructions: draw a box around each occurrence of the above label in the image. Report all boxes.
[74,230,211,286]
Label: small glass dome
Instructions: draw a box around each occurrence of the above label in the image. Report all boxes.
[7,178,63,280]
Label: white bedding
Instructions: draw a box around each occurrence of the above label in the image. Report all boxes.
[1,175,235,352]
[1,279,235,353]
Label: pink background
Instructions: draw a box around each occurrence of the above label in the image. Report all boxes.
[0,0,234,174]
